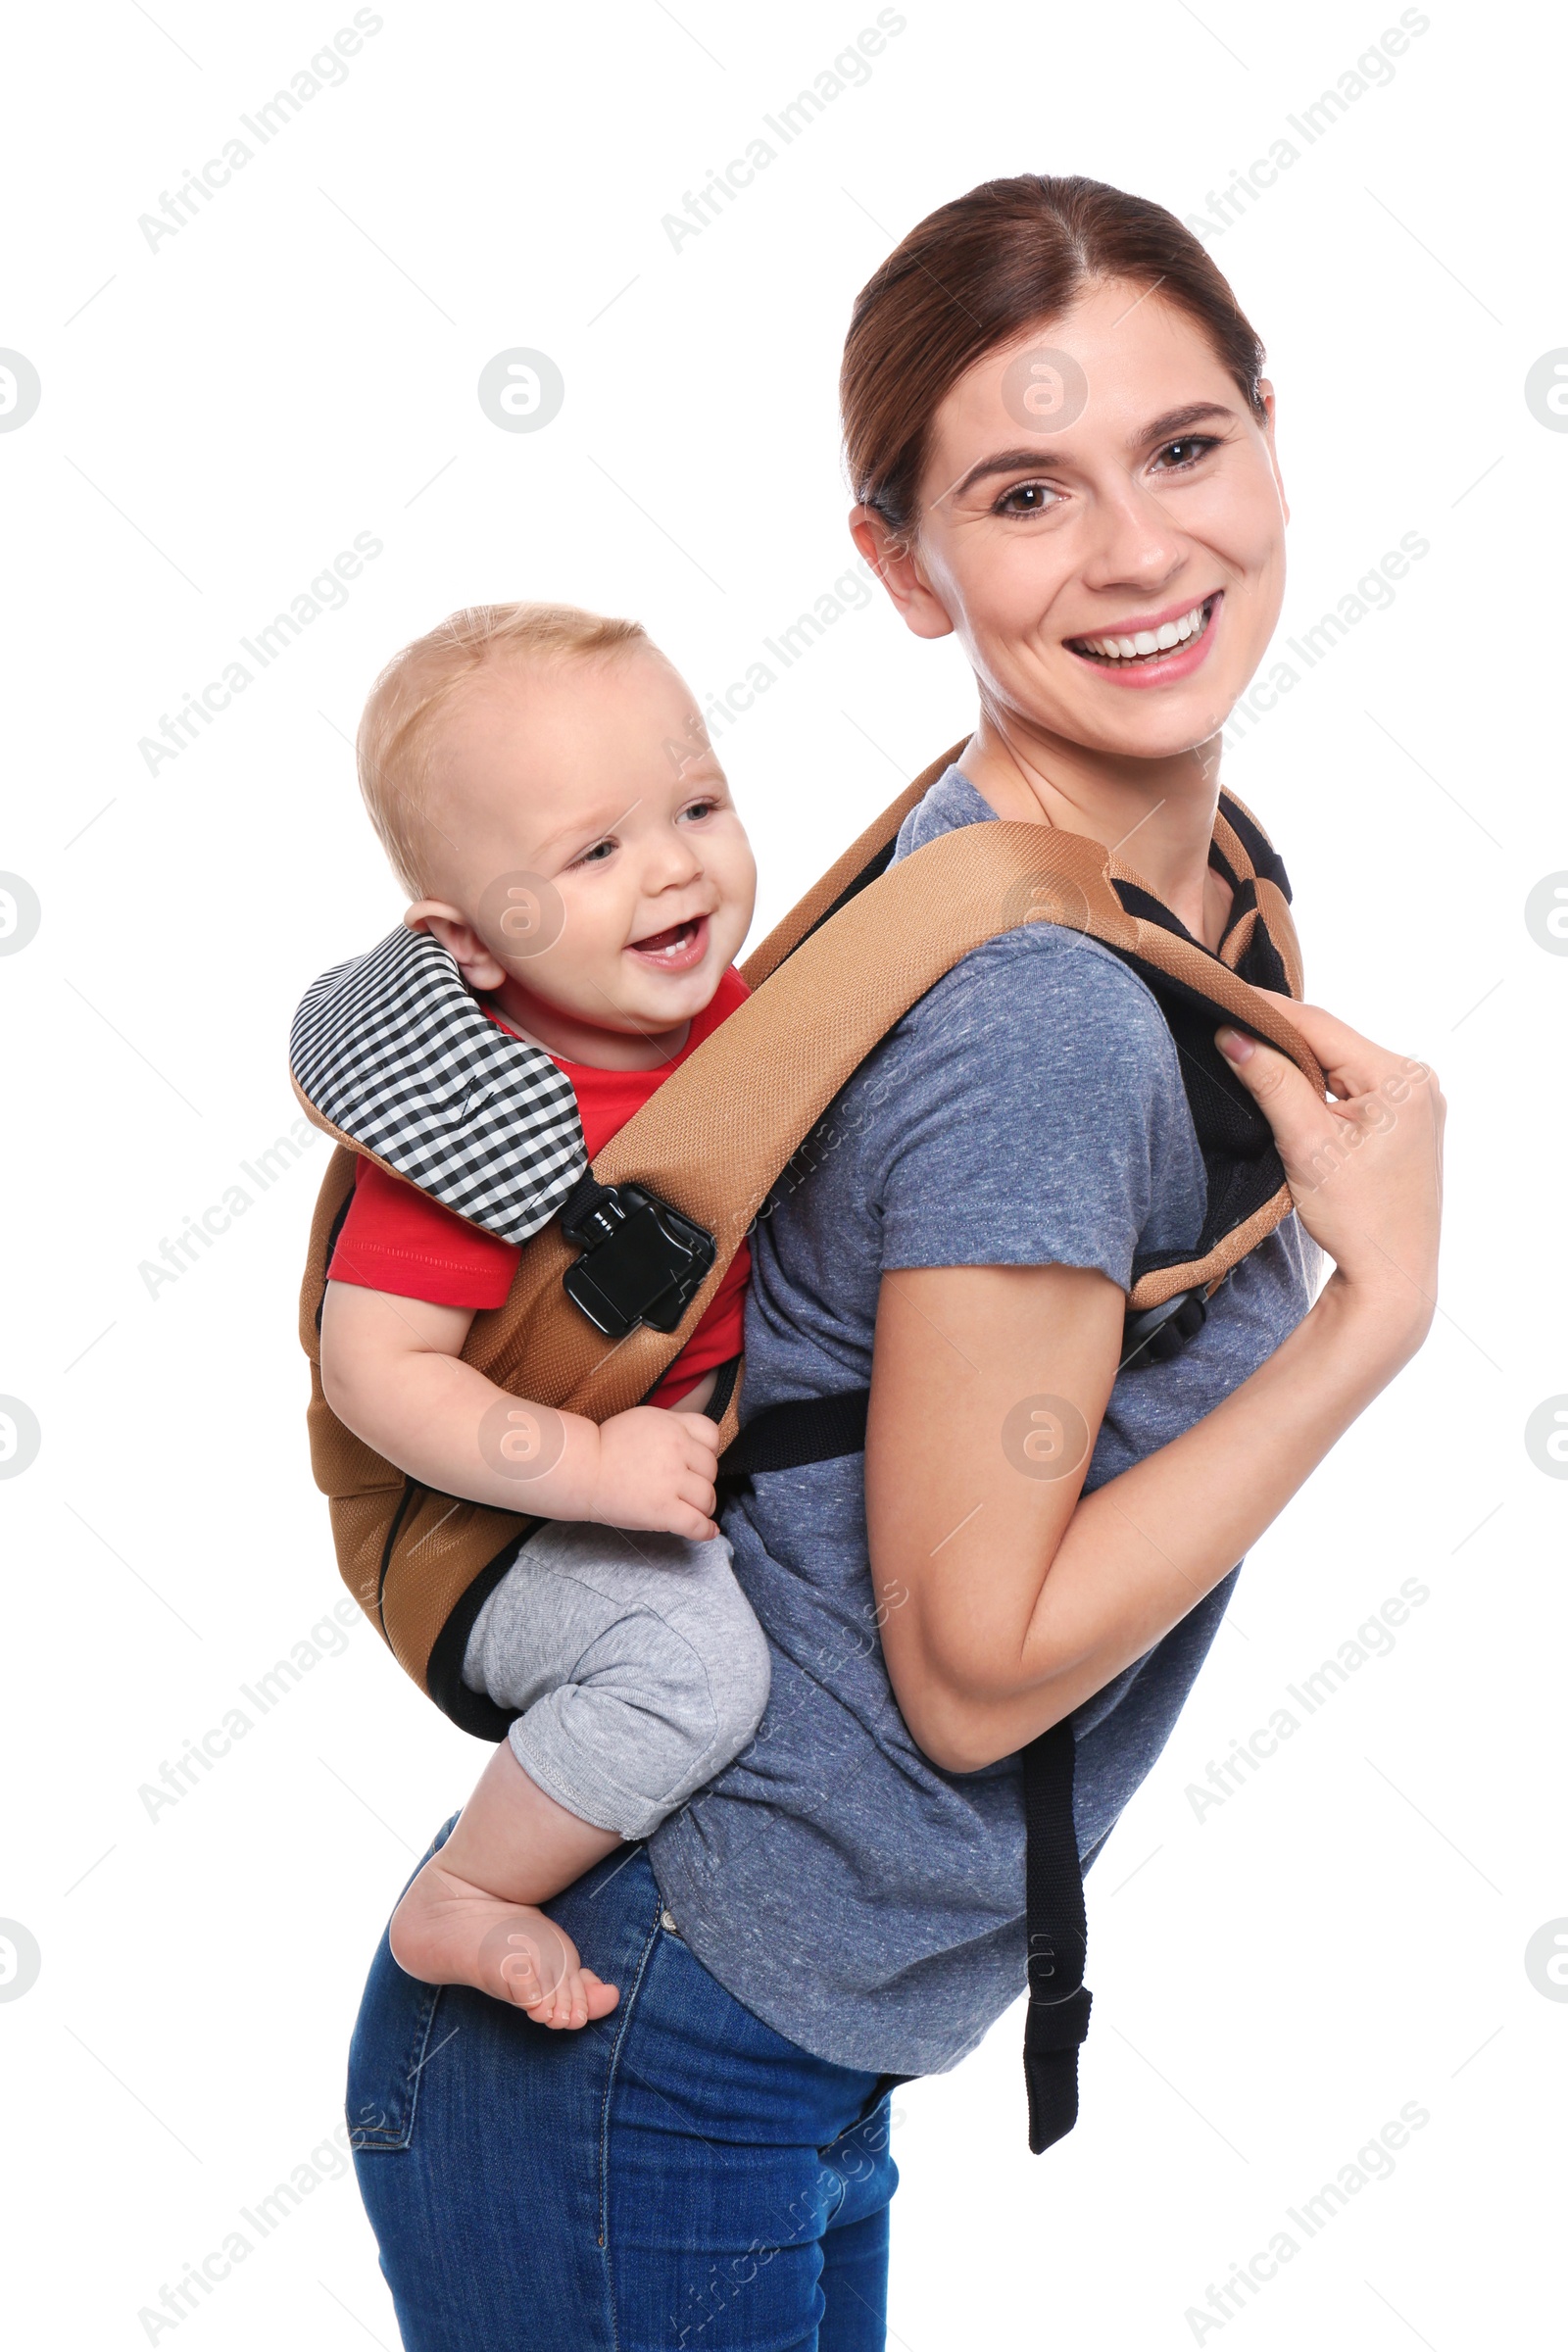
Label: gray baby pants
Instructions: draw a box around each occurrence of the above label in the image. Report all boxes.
[460,1519,771,1840]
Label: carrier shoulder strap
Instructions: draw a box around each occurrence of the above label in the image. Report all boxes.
[423,765,1318,1417]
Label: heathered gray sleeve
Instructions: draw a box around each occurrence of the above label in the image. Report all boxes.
[872,924,1205,1288]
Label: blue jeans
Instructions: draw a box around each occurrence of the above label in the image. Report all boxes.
[348,1823,900,2350]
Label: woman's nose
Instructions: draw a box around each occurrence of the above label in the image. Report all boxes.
[1078,471,1187,593]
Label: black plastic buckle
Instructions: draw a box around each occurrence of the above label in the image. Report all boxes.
[1121,1284,1208,1373]
[560,1180,716,1340]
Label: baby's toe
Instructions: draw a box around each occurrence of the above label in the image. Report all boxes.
[581,1971,620,2021]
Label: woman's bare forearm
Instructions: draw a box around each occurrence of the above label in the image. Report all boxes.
[929,1273,1421,1767]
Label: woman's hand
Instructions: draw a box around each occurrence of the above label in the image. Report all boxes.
[1216,1000,1445,1349]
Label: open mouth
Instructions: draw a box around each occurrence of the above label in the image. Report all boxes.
[1066,592,1220,670]
[626,913,708,970]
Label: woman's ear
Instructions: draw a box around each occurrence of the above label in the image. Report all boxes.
[849,506,956,642]
[404,900,509,992]
[1256,379,1290,525]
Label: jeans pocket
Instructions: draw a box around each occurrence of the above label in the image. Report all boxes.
[346,1818,456,2155]
[347,1935,448,2154]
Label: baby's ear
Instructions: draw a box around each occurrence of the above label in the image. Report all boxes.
[404,900,507,991]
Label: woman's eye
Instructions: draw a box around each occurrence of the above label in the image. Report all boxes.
[1153,435,1219,471]
[995,479,1059,516]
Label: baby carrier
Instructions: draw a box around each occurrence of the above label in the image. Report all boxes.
[293,741,1320,2154]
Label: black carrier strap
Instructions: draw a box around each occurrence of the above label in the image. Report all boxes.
[1021,1718,1092,2153]
[717,1386,869,1478]
[719,1391,1090,2154]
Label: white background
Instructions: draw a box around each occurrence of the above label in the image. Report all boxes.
[3,2,1564,2345]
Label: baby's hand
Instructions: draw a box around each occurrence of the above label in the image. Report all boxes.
[589,1406,720,1541]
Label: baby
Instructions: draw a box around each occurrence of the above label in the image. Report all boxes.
[318,602,770,2028]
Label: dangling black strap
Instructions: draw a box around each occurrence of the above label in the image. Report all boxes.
[1021,1718,1092,2154]
[718,1387,1092,2155]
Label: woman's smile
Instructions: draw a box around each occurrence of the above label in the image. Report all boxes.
[1063,589,1223,689]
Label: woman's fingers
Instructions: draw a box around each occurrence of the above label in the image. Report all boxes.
[1215,1026,1340,1175]
[1250,995,1416,1104]
[1215,1020,1444,1328]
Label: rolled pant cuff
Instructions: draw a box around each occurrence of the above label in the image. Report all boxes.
[507,1717,675,1842]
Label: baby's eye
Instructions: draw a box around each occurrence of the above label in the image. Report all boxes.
[680,797,720,822]
[994,479,1061,517]
[573,838,615,867]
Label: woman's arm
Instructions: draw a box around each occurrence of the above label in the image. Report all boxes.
[866,1004,1444,1773]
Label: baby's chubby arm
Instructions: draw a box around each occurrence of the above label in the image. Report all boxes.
[318,1280,719,1540]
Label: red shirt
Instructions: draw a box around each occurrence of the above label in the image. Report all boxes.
[328,968,750,1407]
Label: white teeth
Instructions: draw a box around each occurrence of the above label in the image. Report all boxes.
[1079,599,1209,660]
[636,922,695,956]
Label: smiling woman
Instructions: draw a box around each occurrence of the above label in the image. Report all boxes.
[342,174,1445,2352]
[843,176,1293,942]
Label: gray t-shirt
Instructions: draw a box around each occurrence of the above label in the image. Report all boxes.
[650,767,1319,2077]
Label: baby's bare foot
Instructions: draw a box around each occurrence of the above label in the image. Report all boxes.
[473,1906,618,2028]
[389,1860,619,2028]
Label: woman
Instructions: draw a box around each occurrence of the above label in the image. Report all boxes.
[346,174,1443,2350]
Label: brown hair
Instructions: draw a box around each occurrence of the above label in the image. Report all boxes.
[840,173,1267,538]
[356,601,649,897]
